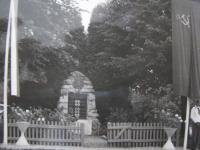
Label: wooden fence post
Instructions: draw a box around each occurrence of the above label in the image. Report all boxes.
[80,123,84,146]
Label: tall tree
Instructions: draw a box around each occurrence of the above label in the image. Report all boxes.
[86,0,172,93]
[83,0,173,122]
[0,0,83,107]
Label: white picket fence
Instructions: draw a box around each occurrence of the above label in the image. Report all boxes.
[8,119,84,146]
[107,122,180,147]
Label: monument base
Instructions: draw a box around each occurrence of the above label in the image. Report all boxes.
[77,119,92,135]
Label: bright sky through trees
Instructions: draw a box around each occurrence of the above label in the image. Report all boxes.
[76,0,107,33]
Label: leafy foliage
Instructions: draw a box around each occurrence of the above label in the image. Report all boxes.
[8,104,77,122]
[105,107,129,122]
[0,0,181,124]
[81,0,177,123]
[85,0,172,92]
[0,0,83,106]
[159,109,182,128]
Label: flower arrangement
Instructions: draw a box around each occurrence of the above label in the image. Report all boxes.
[159,109,183,128]
[8,104,77,122]
[9,106,32,122]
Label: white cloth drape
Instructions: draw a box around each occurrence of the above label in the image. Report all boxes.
[10,0,20,96]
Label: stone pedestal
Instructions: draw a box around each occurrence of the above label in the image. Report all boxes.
[163,128,177,150]
[77,119,92,135]
[16,121,29,146]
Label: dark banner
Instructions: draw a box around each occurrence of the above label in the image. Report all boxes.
[190,1,200,98]
[172,0,200,99]
[172,0,191,97]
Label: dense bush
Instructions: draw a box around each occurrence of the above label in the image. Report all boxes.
[105,84,181,123]
[105,107,129,122]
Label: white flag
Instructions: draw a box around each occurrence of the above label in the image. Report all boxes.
[10,0,20,96]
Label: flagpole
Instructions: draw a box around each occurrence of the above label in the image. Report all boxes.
[3,0,12,144]
[183,97,190,149]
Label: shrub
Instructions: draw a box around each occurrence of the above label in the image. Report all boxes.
[106,107,129,122]
[159,109,182,128]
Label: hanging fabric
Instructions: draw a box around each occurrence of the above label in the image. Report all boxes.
[10,0,20,97]
[172,0,192,97]
[190,1,200,99]
[172,0,200,99]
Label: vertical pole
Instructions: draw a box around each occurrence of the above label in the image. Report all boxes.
[3,0,19,144]
[183,97,190,149]
[180,96,187,145]
[3,0,12,144]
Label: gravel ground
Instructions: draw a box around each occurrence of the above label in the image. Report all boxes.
[0,145,187,150]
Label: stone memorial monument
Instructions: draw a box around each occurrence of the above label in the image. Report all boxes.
[58,71,99,135]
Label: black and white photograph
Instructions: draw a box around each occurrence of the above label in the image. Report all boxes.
[0,0,200,149]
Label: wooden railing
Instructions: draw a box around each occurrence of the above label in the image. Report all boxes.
[8,119,84,146]
[107,122,180,147]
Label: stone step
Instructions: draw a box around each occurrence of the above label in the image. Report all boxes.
[83,136,108,148]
